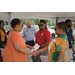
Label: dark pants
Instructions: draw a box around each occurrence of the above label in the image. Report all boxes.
[26,40,37,62]
[0,48,3,62]
[26,40,35,46]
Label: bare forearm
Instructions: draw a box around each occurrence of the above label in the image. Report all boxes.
[57,51,65,62]
[18,47,31,55]
[38,46,48,53]
[26,45,30,48]
[35,40,36,44]
[40,41,50,48]
[57,57,63,62]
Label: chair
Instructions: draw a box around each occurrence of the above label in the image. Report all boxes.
[67,50,73,62]
[26,48,33,62]
[0,48,4,57]
[27,54,33,62]
[40,55,48,62]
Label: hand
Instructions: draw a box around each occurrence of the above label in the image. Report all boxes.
[29,46,34,49]
[31,51,39,56]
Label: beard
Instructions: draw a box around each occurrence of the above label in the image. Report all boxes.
[67,24,71,28]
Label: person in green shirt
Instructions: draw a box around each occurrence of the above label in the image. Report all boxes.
[35,22,69,62]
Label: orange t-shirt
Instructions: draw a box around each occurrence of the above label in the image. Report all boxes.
[3,31,27,62]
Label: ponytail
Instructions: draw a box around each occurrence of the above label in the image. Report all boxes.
[45,26,47,29]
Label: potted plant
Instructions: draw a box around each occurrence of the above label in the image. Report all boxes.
[71,36,74,44]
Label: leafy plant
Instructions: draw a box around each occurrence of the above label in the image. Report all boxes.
[71,36,74,44]
[21,18,55,26]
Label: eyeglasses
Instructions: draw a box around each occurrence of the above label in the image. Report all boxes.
[38,24,45,26]
[54,28,60,31]
[22,25,23,27]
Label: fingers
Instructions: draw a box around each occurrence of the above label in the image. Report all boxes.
[30,46,34,49]
[32,51,39,56]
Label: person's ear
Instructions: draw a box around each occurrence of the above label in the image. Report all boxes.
[60,29,63,32]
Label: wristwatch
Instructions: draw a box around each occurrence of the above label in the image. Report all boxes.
[39,47,41,49]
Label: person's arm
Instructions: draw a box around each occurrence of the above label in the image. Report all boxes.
[5,35,7,43]
[56,38,66,62]
[13,42,38,56]
[33,27,36,37]
[0,33,3,47]
[57,51,65,62]
[35,33,50,48]
[35,40,37,44]
[38,46,48,53]
[0,42,2,48]
[26,44,33,49]
[11,33,38,56]
[68,29,73,40]
[35,32,37,44]
[40,41,50,48]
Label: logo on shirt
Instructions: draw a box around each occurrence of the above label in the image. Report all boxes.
[26,30,28,32]
[41,33,43,36]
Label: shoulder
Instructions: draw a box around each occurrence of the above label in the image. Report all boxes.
[69,28,73,32]
[31,26,35,29]
[45,29,51,34]
[0,29,3,32]
[70,28,73,31]
[56,38,66,44]
[36,30,39,34]
[9,31,20,37]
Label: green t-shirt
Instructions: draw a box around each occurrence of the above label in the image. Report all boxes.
[48,35,69,62]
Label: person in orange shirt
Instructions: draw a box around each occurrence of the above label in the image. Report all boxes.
[3,18,39,62]
[0,22,7,48]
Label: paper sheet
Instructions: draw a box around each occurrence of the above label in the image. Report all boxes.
[31,43,40,52]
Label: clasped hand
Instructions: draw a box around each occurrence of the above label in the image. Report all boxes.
[31,50,39,56]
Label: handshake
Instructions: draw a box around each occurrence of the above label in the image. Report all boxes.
[31,50,39,56]
[30,43,40,56]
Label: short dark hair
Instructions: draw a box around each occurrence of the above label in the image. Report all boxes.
[10,18,21,28]
[65,19,71,24]
[57,22,67,32]
[40,20,46,24]
[39,20,47,29]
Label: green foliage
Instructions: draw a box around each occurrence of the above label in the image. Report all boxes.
[33,19,39,25]
[72,20,75,22]
[5,21,8,25]
[71,36,74,44]
[20,18,55,26]
[0,19,5,25]
[0,20,8,25]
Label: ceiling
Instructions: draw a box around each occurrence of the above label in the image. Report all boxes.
[1,12,75,23]
[1,12,75,29]
[10,12,75,23]
[10,12,75,19]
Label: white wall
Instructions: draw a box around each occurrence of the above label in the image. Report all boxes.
[0,12,9,21]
